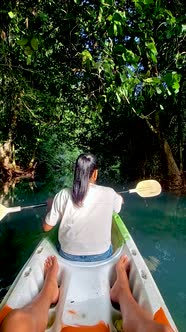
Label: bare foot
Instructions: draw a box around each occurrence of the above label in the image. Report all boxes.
[111,255,154,324]
[43,256,59,304]
[110,255,130,303]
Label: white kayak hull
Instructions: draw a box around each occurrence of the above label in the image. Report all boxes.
[0,214,178,331]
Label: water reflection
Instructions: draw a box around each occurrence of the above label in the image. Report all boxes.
[144,256,160,272]
[0,179,40,211]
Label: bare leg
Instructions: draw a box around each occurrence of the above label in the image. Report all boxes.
[110,255,174,332]
[0,256,59,332]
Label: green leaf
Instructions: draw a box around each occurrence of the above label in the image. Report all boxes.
[26,55,32,65]
[145,41,158,55]
[39,12,49,22]
[24,46,33,56]
[145,41,158,63]
[164,72,181,94]
[113,23,118,36]
[119,73,127,83]
[143,78,154,83]
[84,118,91,124]
[125,49,139,64]
[116,91,121,103]
[81,50,92,64]
[31,37,39,51]
[150,53,157,64]
[17,38,28,46]
[122,53,126,61]
[165,9,176,25]
[45,48,53,57]
[8,11,15,18]
[101,94,107,102]
[166,31,173,39]
[112,11,126,23]
[156,87,162,94]
[172,81,180,94]
[107,15,112,21]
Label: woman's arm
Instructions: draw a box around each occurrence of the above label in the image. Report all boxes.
[42,198,54,232]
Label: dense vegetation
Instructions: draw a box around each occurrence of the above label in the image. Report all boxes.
[0,0,186,189]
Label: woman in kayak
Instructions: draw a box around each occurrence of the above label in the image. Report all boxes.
[43,153,123,262]
[0,255,174,332]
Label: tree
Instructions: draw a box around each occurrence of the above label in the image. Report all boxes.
[0,0,185,188]
[74,0,186,187]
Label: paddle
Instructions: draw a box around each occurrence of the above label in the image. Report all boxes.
[118,179,161,197]
[0,203,47,222]
[0,180,161,221]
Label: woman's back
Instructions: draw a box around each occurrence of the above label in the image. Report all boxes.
[57,184,122,255]
[43,153,123,261]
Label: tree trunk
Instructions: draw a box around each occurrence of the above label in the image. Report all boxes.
[145,114,184,189]
[0,139,36,181]
[161,137,183,189]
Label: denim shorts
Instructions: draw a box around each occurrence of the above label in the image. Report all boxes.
[59,245,113,262]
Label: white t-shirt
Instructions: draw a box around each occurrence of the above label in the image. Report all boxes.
[45,184,123,255]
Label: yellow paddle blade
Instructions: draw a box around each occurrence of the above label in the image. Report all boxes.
[0,204,9,221]
[129,180,162,198]
[0,202,45,221]
[0,204,21,221]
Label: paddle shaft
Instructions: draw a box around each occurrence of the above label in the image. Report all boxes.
[118,189,135,194]
[20,203,47,210]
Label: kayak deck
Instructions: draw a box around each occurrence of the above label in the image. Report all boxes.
[0,214,178,331]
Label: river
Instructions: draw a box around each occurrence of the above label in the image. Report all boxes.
[0,180,185,331]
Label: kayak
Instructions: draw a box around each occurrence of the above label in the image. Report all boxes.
[0,213,178,331]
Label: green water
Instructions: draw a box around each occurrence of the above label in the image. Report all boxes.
[121,192,186,332]
[0,181,185,331]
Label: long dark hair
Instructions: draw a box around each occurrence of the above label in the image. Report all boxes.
[71,153,98,206]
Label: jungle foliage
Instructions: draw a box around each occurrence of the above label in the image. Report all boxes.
[0,0,186,188]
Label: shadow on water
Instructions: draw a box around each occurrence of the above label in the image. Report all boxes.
[0,180,186,331]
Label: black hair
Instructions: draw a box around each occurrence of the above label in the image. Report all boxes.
[71,153,98,206]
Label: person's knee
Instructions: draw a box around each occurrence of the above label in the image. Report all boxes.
[1,309,32,332]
